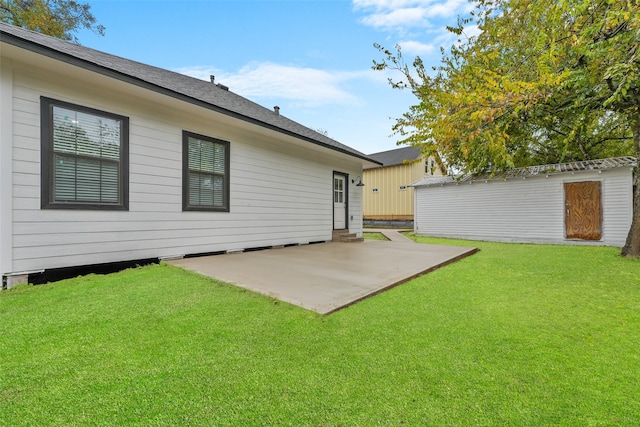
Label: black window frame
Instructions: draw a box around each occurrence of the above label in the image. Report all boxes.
[40,97,129,210]
[182,131,230,212]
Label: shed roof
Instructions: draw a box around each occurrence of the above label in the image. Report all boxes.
[412,156,637,187]
[365,146,422,168]
[0,22,381,166]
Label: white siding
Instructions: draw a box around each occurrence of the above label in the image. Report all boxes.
[0,59,13,276]
[348,174,364,233]
[414,169,633,247]
[5,61,364,274]
[601,170,635,244]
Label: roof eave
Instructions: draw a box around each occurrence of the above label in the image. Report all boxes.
[1,29,381,165]
[413,159,637,188]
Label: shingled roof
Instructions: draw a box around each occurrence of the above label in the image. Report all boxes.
[0,22,380,165]
[365,146,422,168]
[412,156,637,187]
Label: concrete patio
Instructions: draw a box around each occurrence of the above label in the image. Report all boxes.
[168,230,477,314]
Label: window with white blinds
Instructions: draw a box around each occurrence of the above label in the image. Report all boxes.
[41,98,129,210]
[182,131,230,211]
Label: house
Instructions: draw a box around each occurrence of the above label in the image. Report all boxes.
[411,157,637,246]
[0,22,381,287]
[363,146,442,225]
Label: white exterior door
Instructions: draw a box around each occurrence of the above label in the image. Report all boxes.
[333,174,346,229]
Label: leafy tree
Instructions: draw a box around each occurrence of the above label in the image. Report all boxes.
[374,0,640,256]
[0,0,104,42]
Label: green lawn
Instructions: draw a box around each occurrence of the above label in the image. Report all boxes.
[363,231,389,241]
[1,237,639,426]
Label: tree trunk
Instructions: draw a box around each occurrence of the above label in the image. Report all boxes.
[621,114,640,257]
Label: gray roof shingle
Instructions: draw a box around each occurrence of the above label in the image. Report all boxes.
[412,156,637,187]
[0,22,381,165]
[365,146,422,168]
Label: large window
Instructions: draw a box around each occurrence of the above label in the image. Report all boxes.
[183,131,230,211]
[41,97,129,210]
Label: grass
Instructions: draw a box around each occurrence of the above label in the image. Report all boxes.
[363,231,389,241]
[1,237,639,426]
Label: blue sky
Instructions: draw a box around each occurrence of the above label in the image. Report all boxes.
[76,0,476,154]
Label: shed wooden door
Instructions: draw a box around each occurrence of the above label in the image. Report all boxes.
[564,181,602,240]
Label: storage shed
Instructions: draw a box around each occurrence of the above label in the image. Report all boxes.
[412,157,637,246]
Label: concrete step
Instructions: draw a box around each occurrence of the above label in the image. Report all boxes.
[332,229,363,243]
[332,229,347,241]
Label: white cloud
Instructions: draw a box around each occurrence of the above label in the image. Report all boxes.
[382,19,481,62]
[174,63,377,107]
[353,0,474,31]
[461,24,481,40]
[361,7,430,30]
[423,0,473,18]
[397,40,436,55]
[353,0,427,10]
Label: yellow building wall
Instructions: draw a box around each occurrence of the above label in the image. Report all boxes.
[363,156,442,220]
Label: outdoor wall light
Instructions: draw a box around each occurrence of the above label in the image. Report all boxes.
[352,176,365,187]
